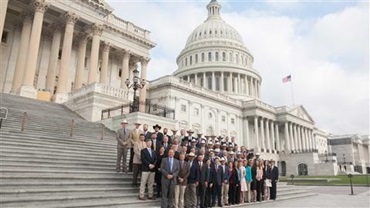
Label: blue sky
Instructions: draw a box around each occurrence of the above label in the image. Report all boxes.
[107,0,369,135]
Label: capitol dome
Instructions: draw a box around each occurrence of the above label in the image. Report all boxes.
[173,0,262,100]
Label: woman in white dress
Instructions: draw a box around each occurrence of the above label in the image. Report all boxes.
[239,160,247,204]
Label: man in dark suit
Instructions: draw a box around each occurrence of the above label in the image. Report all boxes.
[212,157,224,207]
[184,152,198,208]
[160,149,180,208]
[162,135,171,156]
[200,158,214,208]
[153,124,164,142]
[139,139,157,200]
[270,160,279,200]
[143,124,152,140]
[220,157,230,206]
[151,133,161,152]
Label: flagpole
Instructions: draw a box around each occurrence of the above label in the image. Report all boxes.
[290,76,295,106]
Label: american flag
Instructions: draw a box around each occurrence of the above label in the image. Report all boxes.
[282,75,292,83]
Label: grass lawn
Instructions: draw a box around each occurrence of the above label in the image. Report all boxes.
[280,175,370,186]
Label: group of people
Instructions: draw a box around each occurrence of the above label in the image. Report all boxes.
[116,120,279,208]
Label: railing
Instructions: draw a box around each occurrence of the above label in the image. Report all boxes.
[69,83,128,100]
[105,14,149,39]
[101,101,176,120]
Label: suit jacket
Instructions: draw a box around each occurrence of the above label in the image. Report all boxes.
[213,165,224,186]
[151,139,162,152]
[177,160,190,186]
[141,148,157,172]
[129,128,144,146]
[271,166,279,181]
[187,160,199,184]
[155,132,164,142]
[200,165,215,187]
[222,165,230,184]
[116,128,131,148]
[133,141,146,164]
[160,157,180,185]
[144,130,152,140]
[230,168,240,185]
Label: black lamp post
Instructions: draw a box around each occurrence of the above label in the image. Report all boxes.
[343,154,346,164]
[125,69,146,113]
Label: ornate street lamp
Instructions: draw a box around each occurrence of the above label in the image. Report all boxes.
[125,69,146,113]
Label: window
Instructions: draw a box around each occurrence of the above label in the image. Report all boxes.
[222,52,226,61]
[245,57,248,65]
[200,78,204,87]
[199,32,202,37]
[215,76,220,91]
[181,105,187,112]
[201,53,205,62]
[222,116,226,122]
[84,57,88,68]
[208,52,212,61]
[185,58,188,66]
[195,54,198,63]
[224,78,228,91]
[208,77,212,90]
[1,31,9,43]
[229,52,233,62]
[118,68,122,77]
[215,52,219,61]
[208,112,212,119]
[232,79,235,92]
[190,56,193,65]
[231,118,235,124]
[236,54,239,64]
[194,108,199,116]
[58,49,62,60]
[209,30,212,35]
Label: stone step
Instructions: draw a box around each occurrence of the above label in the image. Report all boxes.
[0,137,117,154]
[0,163,118,172]
[0,145,117,159]
[0,186,140,194]
[0,150,122,164]
[0,169,131,178]
[0,180,134,187]
[0,157,116,167]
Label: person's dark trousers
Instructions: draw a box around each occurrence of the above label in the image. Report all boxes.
[228,184,236,205]
[200,185,207,208]
[129,148,134,172]
[270,181,277,200]
[198,183,204,207]
[157,181,162,198]
[212,184,222,206]
[256,180,263,202]
[205,186,212,207]
[235,185,240,204]
[132,163,141,186]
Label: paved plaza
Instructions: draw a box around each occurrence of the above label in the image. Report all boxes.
[250,186,370,208]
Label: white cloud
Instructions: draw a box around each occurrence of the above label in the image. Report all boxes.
[109,1,369,135]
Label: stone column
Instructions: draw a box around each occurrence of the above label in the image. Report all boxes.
[121,50,130,89]
[220,72,224,92]
[139,58,149,112]
[284,122,290,152]
[202,72,206,88]
[234,76,238,93]
[0,0,8,37]
[45,24,62,93]
[11,11,33,93]
[302,127,307,151]
[212,72,215,90]
[100,42,111,84]
[87,24,103,84]
[260,118,266,151]
[244,118,250,148]
[254,116,259,151]
[289,122,295,152]
[299,126,304,151]
[275,123,280,151]
[265,119,271,152]
[305,128,310,151]
[54,12,79,103]
[255,80,259,98]
[244,76,248,95]
[18,1,48,98]
[74,34,89,90]
[195,73,198,85]
[312,130,317,151]
[270,121,275,152]
[294,124,299,152]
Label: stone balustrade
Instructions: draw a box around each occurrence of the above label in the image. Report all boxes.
[106,14,150,39]
[69,82,128,100]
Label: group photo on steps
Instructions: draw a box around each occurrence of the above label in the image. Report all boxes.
[116,120,279,208]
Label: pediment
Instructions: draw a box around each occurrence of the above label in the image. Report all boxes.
[288,106,314,123]
[82,0,114,13]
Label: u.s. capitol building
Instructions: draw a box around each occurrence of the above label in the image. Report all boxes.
[2,0,367,175]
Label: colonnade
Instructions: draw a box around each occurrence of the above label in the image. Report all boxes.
[183,72,261,98]
[7,0,149,108]
[284,122,316,153]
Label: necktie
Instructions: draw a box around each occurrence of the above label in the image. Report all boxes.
[123,128,126,136]
[148,148,152,157]
[169,158,173,172]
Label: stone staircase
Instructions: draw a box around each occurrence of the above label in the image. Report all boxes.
[0,93,315,207]
[0,93,160,208]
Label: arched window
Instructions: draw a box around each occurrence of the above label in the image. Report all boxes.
[215,52,219,61]
[185,58,188,66]
[229,52,233,62]
[298,163,308,176]
[245,57,248,65]
[190,56,193,65]
[236,54,239,64]
[195,54,198,63]
[202,53,205,62]
[281,161,287,176]
[216,76,220,91]
[206,126,214,135]
[222,52,226,61]
[208,52,212,61]
[208,76,212,90]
